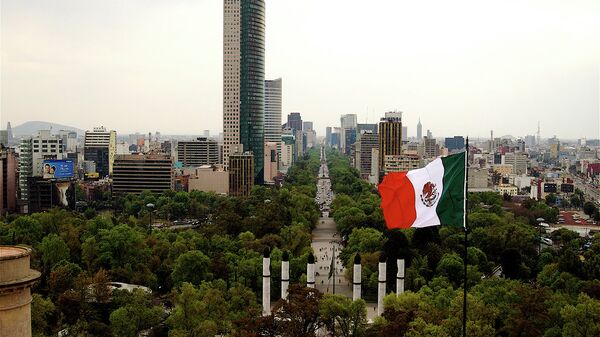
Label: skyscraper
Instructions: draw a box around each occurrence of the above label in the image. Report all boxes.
[287,112,303,131]
[378,111,403,173]
[6,122,13,145]
[264,78,282,145]
[84,126,117,178]
[223,0,266,184]
[417,118,422,141]
[340,114,357,154]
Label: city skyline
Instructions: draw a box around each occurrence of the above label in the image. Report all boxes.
[1,0,599,139]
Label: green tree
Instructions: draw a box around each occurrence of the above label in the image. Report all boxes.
[436,253,464,286]
[167,282,204,336]
[584,202,597,219]
[10,216,43,245]
[545,193,557,205]
[109,289,163,337]
[320,294,368,337]
[38,233,70,271]
[560,293,600,337]
[171,250,210,286]
[273,284,323,337]
[31,294,56,336]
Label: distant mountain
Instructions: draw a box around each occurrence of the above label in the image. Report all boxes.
[11,121,85,137]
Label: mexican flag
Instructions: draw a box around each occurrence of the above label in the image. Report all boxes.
[379,152,466,229]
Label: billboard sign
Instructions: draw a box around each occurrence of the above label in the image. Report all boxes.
[543,183,557,193]
[43,159,74,179]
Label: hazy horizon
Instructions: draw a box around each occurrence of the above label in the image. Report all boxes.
[1,0,599,139]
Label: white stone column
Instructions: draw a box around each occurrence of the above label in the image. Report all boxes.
[281,251,290,300]
[307,252,315,288]
[377,253,386,316]
[353,253,361,301]
[396,259,405,296]
[262,248,271,316]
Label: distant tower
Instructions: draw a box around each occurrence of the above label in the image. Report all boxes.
[416,118,422,141]
[489,130,494,152]
[6,122,13,143]
[537,122,541,146]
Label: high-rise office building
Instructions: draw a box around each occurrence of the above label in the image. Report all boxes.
[378,111,403,173]
[354,132,379,178]
[265,78,282,145]
[340,114,357,153]
[84,126,116,178]
[0,146,17,214]
[402,126,408,142]
[424,136,438,158]
[177,137,219,167]
[303,121,313,131]
[325,127,332,146]
[357,123,377,135]
[287,112,303,131]
[229,152,254,196]
[445,136,465,152]
[223,0,266,184]
[58,130,78,153]
[416,118,422,141]
[18,131,65,202]
[343,129,357,155]
[112,154,174,194]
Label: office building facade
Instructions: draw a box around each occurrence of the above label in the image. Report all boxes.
[177,138,219,167]
[84,126,116,178]
[378,111,403,172]
[18,131,65,202]
[355,132,379,178]
[0,146,17,214]
[229,152,254,196]
[265,78,282,145]
[445,136,465,152]
[287,112,303,131]
[340,114,357,153]
[112,154,174,194]
[222,0,265,182]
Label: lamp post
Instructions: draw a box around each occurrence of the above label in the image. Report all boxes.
[147,203,155,231]
[536,217,545,254]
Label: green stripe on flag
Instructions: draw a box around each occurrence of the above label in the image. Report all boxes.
[437,152,466,227]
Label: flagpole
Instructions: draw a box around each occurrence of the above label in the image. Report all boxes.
[463,137,469,337]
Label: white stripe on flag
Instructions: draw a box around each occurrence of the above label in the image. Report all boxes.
[407,158,445,228]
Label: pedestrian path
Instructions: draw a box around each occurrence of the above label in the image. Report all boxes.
[312,147,379,321]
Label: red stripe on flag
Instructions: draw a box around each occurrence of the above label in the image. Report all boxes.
[378,172,417,229]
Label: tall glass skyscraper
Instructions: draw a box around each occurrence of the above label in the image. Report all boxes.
[223,0,265,183]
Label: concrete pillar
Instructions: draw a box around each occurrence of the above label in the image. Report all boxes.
[262,248,270,316]
[281,251,290,300]
[307,252,315,288]
[396,259,405,296]
[0,246,41,337]
[353,253,361,301]
[377,253,386,316]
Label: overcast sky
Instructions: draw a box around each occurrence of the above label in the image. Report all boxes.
[1,0,599,139]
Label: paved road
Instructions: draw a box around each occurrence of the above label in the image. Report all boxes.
[572,175,600,203]
[312,147,379,321]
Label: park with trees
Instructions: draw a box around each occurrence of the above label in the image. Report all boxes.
[2,148,600,336]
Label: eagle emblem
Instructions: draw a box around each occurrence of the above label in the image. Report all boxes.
[420,181,438,207]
